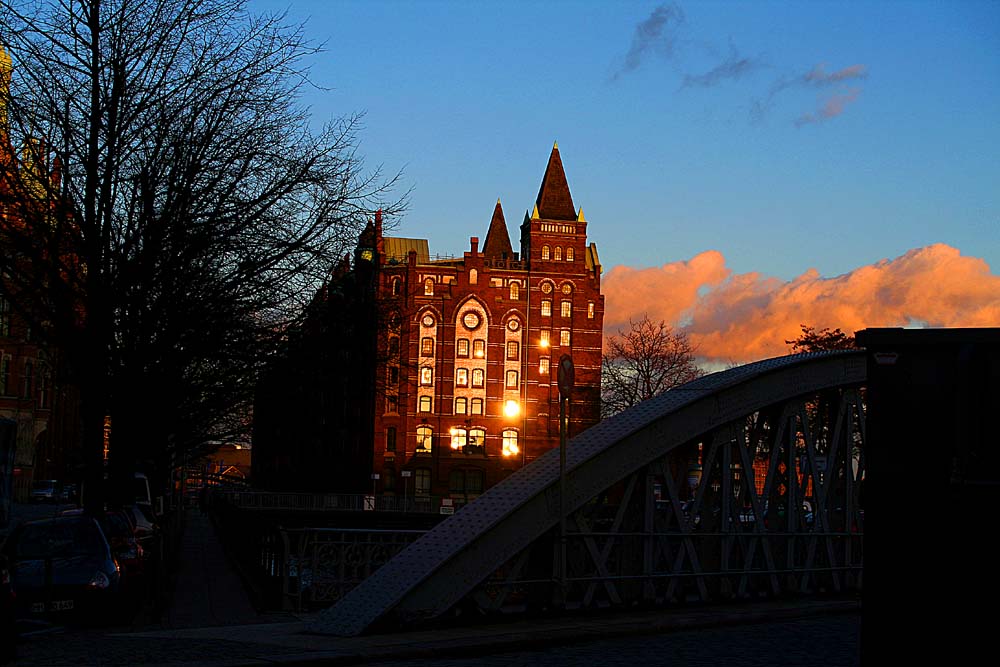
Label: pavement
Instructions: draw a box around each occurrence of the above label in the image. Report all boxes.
[7,507,861,666]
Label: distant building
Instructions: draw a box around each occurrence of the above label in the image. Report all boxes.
[253,144,605,501]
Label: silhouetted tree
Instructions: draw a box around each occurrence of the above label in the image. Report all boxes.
[602,316,703,417]
[0,0,402,508]
[785,325,857,353]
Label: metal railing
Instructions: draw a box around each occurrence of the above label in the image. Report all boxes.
[213,490,452,513]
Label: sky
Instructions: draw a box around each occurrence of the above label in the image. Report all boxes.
[249,0,1000,363]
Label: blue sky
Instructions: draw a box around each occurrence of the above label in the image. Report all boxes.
[248,0,999,285]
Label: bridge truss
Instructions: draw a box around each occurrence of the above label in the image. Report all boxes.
[312,351,866,636]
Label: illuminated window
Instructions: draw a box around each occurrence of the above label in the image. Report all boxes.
[541,300,551,317]
[455,397,468,414]
[424,278,434,296]
[540,330,550,348]
[421,337,434,357]
[468,428,486,451]
[420,367,433,385]
[457,338,470,357]
[541,245,550,260]
[554,246,562,261]
[506,370,519,388]
[386,427,397,452]
[502,430,519,457]
[456,368,469,387]
[415,468,431,495]
[450,427,467,450]
[539,357,549,374]
[588,302,595,319]
[470,268,478,284]
[471,398,484,415]
[506,341,519,360]
[509,282,519,300]
[561,301,571,317]
[391,277,401,295]
[473,339,486,358]
[419,396,433,412]
[560,330,571,347]
[490,277,503,287]
[566,247,574,262]
[472,369,484,388]
[416,427,433,453]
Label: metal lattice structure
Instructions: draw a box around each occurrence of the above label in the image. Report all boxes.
[310,351,866,636]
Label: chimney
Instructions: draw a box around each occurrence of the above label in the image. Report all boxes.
[470,237,479,255]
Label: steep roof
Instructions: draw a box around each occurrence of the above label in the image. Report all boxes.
[535,142,576,221]
[383,237,430,264]
[481,199,513,259]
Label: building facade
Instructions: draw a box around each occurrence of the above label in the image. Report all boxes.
[373,144,604,501]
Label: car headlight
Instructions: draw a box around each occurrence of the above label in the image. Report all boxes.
[88,571,111,589]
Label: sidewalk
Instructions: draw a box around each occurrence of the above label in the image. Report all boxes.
[9,506,860,666]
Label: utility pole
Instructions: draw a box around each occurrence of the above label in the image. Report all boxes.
[557,354,574,606]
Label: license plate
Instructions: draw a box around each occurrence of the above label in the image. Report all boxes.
[30,599,74,612]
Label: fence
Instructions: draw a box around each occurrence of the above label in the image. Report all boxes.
[214,490,453,514]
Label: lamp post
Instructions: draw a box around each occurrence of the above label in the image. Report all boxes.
[557,354,574,605]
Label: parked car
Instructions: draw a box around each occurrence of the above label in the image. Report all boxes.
[29,480,60,504]
[2,515,121,620]
[60,509,145,582]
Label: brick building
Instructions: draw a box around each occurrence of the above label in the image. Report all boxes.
[373,144,604,501]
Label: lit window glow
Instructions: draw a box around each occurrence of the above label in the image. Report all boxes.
[504,399,520,418]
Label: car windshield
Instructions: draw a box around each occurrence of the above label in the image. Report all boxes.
[13,519,106,560]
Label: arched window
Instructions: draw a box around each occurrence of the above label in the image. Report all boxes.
[391,277,401,295]
[566,247,574,262]
[509,282,519,300]
[456,368,469,387]
[424,278,435,296]
[450,427,467,450]
[416,427,433,453]
[541,245,550,260]
[506,370,519,388]
[554,247,562,261]
[420,367,433,385]
[468,428,486,454]
[469,268,478,285]
[418,396,433,412]
[455,397,468,414]
[472,369,485,388]
[502,430,519,457]
[561,301,572,318]
[473,340,486,358]
[506,341,519,360]
[471,398,484,415]
[457,339,470,357]
[541,300,552,317]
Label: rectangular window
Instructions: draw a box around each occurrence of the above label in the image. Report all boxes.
[416,428,433,453]
[471,369,485,388]
[419,395,433,412]
[506,341,519,360]
[457,339,470,357]
[421,337,434,357]
[560,330,571,347]
[420,367,433,386]
[388,366,399,386]
[386,427,397,452]
[455,397,468,414]
[541,300,552,317]
[456,368,469,387]
[0,299,9,337]
[21,360,33,399]
[506,370,518,388]
[415,468,431,495]
[387,394,399,414]
[466,470,484,494]
[471,398,484,415]
[540,330,550,348]
[490,277,503,287]
[561,301,572,318]
[502,430,519,457]
[588,302,595,318]
[539,357,549,375]
[473,340,486,358]
[467,428,486,454]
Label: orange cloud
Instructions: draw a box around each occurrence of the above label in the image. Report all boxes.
[603,244,1000,363]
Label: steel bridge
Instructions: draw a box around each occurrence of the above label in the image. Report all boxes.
[310,350,866,636]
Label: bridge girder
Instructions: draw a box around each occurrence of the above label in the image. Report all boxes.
[311,351,866,636]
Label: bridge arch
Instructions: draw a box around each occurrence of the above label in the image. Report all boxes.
[312,351,866,636]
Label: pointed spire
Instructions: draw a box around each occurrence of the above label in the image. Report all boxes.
[482,198,514,259]
[531,204,540,220]
[535,142,576,221]
[576,207,586,222]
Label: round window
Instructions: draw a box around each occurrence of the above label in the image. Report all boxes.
[507,319,520,331]
[541,282,553,294]
[561,283,573,294]
[422,314,435,327]
[462,311,482,330]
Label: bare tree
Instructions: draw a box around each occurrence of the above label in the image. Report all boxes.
[602,315,703,417]
[785,324,856,353]
[0,0,402,507]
